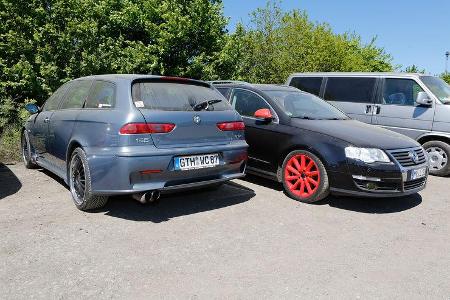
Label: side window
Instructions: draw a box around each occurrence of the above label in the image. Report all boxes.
[85,81,116,109]
[383,79,424,106]
[324,77,376,103]
[43,85,68,111]
[231,89,271,118]
[60,80,92,110]
[289,77,323,96]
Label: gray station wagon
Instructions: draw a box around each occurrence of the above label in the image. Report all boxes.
[23,75,248,211]
[287,73,450,176]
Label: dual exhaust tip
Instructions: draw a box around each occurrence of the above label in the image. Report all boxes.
[132,190,161,204]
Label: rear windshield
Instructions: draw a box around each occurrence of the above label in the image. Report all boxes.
[132,81,232,111]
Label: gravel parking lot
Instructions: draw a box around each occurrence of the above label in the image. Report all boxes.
[1,163,449,299]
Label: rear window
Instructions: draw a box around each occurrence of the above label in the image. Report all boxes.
[289,77,323,96]
[324,77,376,103]
[132,81,231,111]
[216,87,231,99]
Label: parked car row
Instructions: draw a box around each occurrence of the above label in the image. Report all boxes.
[22,72,448,211]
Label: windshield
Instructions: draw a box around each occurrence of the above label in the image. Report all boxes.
[132,82,231,111]
[420,76,450,104]
[264,90,349,120]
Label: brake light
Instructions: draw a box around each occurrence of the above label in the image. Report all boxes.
[119,123,175,134]
[217,121,245,131]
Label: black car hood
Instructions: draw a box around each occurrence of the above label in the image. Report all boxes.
[290,119,420,150]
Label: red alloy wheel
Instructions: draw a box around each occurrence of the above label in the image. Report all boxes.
[284,154,320,198]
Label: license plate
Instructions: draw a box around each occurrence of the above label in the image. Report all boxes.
[174,154,220,171]
[410,167,427,180]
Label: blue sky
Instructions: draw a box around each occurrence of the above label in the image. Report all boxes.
[222,0,450,75]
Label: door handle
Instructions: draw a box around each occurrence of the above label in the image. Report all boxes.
[44,117,50,123]
[365,105,373,114]
[374,105,381,115]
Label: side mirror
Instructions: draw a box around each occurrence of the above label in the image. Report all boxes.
[25,103,40,114]
[416,92,433,106]
[254,108,273,122]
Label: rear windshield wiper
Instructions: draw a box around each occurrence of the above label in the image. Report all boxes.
[193,99,223,111]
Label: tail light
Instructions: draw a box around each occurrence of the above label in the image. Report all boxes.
[217,121,245,131]
[119,123,175,134]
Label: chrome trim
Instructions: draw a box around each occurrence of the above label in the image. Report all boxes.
[352,175,381,182]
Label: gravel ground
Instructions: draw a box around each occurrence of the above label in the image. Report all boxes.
[0,163,449,299]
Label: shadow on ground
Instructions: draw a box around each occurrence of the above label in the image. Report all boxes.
[0,163,22,200]
[242,174,283,191]
[243,173,422,214]
[96,182,255,223]
[317,194,422,214]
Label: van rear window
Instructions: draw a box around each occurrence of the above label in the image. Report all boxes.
[131,81,231,111]
[289,77,323,96]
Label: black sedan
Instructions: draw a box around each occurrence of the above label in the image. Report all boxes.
[212,81,429,203]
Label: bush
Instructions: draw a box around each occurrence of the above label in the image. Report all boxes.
[0,124,22,163]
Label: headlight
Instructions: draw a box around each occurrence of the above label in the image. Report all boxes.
[345,147,391,164]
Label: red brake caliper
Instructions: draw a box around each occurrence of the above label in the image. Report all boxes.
[284,154,320,198]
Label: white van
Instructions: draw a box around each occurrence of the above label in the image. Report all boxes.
[286,73,450,176]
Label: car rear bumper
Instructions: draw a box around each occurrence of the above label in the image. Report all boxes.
[84,142,248,195]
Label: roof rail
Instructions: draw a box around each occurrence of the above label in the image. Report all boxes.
[208,80,251,85]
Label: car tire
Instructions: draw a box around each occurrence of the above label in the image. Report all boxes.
[423,141,450,176]
[69,147,108,211]
[281,150,329,203]
[21,131,38,169]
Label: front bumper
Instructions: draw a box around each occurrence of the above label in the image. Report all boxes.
[328,160,429,198]
[84,142,248,195]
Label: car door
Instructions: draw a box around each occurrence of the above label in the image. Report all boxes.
[30,85,68,162]
[47,80,92,171]
[372,77,435,140]
[323,76,377,124]
[230,88,281,173]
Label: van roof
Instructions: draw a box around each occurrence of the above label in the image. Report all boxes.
[288,72,431,78]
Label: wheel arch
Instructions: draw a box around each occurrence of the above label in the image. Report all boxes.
[65,140,83,181]
[417,134,450,146]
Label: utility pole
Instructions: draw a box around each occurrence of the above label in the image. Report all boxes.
[446,51,450,74]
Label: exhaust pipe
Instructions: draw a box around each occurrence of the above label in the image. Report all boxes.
[132,190,161,204]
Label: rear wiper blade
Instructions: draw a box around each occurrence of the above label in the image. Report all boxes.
[193,99,223,111]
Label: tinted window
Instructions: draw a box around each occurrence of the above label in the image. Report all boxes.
[132,82,231,111]
[216,87,231,99]
[231,89,272,118]
[85,81,116,109]
[289,77,322,96]
[383,79,424,106]
[265,90,348,120]
[60,80,92,109]
[324,77,376,103]
[43,85,68,111]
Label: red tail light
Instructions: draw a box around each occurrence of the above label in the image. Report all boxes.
[217,121,245,131]
[119,123,175,134]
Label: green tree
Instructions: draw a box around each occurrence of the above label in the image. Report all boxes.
[213,1,394,83]
[441,73,450,84]
[0,0,227,130]
[403,65,426,74]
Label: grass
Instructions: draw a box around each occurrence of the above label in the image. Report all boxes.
[0,125,22,163]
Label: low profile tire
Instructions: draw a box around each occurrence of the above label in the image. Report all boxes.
[69,148,108,211]
[21,131,38,169]
[281,150,329,203]
[423,141,450,176]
